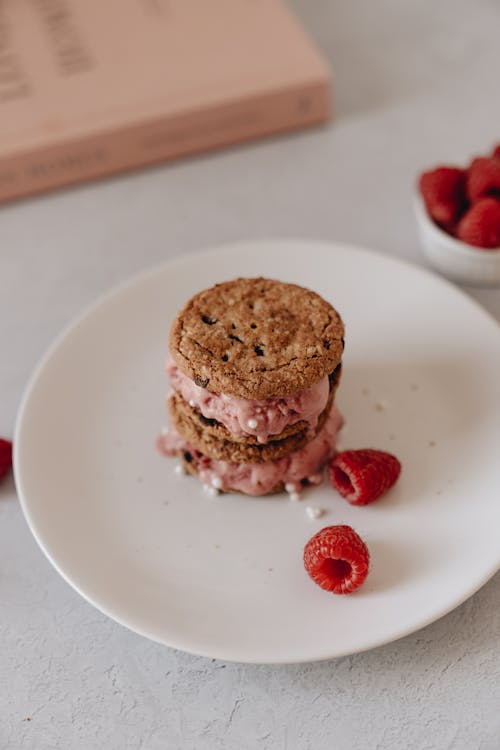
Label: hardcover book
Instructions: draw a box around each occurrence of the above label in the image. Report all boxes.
[0,0,331,203]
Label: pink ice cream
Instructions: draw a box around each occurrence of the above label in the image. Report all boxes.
[158,405,343,496]
[166,357,330,443]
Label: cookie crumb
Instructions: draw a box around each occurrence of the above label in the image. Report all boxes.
[306,506,325,520]
[308,473,322,485]
[203,484,220,497]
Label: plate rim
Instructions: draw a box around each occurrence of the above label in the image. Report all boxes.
[13,238,500,664]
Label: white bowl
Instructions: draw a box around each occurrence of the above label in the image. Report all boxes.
[414,195,500,285]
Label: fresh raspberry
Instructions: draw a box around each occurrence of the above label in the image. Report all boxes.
[466,157,500,202]
[456,197,500,249]
[0,439,13,481]
[303,525,370,594]
[328,449,401,506]
[418,166,467,226]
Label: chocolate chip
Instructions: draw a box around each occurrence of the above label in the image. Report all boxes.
[323,339,330,350]
[221,354,229,362]
[199,414,216,426]
[201,315,217,325]
[229,334,243,343]
[254,345,264,356]
[183,451,193,463]
[329,363,342,385]
[250,323,257,329]
[194,375,209,388]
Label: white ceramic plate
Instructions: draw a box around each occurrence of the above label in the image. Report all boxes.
[14,240,500,664]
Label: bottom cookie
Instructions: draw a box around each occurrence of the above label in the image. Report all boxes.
[158,405,344,497]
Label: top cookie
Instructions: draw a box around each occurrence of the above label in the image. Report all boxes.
[169,277,345,399]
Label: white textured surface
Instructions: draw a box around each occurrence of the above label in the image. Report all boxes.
[1,1,500,747]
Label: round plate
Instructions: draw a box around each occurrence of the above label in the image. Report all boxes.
[14,240,500,664]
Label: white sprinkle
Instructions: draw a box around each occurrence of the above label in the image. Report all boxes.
[174,463,185,476]
[284,482,297,494]
[203,484,220,497]
[247,418,258,429]
[188,399,196,408]
[306,506,325,520]
[289,492,301,502]
[211,477,223,490]
[161,426,169,436]
[308,473,322,485]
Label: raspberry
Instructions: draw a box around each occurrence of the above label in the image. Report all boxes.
[456,197,500,249]
[466,157,500,202]
[0,439,13,482]
[492,144,500,161]
[418,167,466,226]
[303,525,370,594]
[329,449,401,506]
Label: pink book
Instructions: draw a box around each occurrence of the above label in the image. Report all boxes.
[0,0,331,203]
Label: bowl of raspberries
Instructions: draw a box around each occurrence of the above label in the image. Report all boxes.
[416,143,500,285]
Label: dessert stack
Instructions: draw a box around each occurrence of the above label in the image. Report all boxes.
[158,277,345,496]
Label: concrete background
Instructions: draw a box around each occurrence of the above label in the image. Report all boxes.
[1,1,499,748]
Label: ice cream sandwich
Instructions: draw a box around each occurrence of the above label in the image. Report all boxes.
[158,277,345,496]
